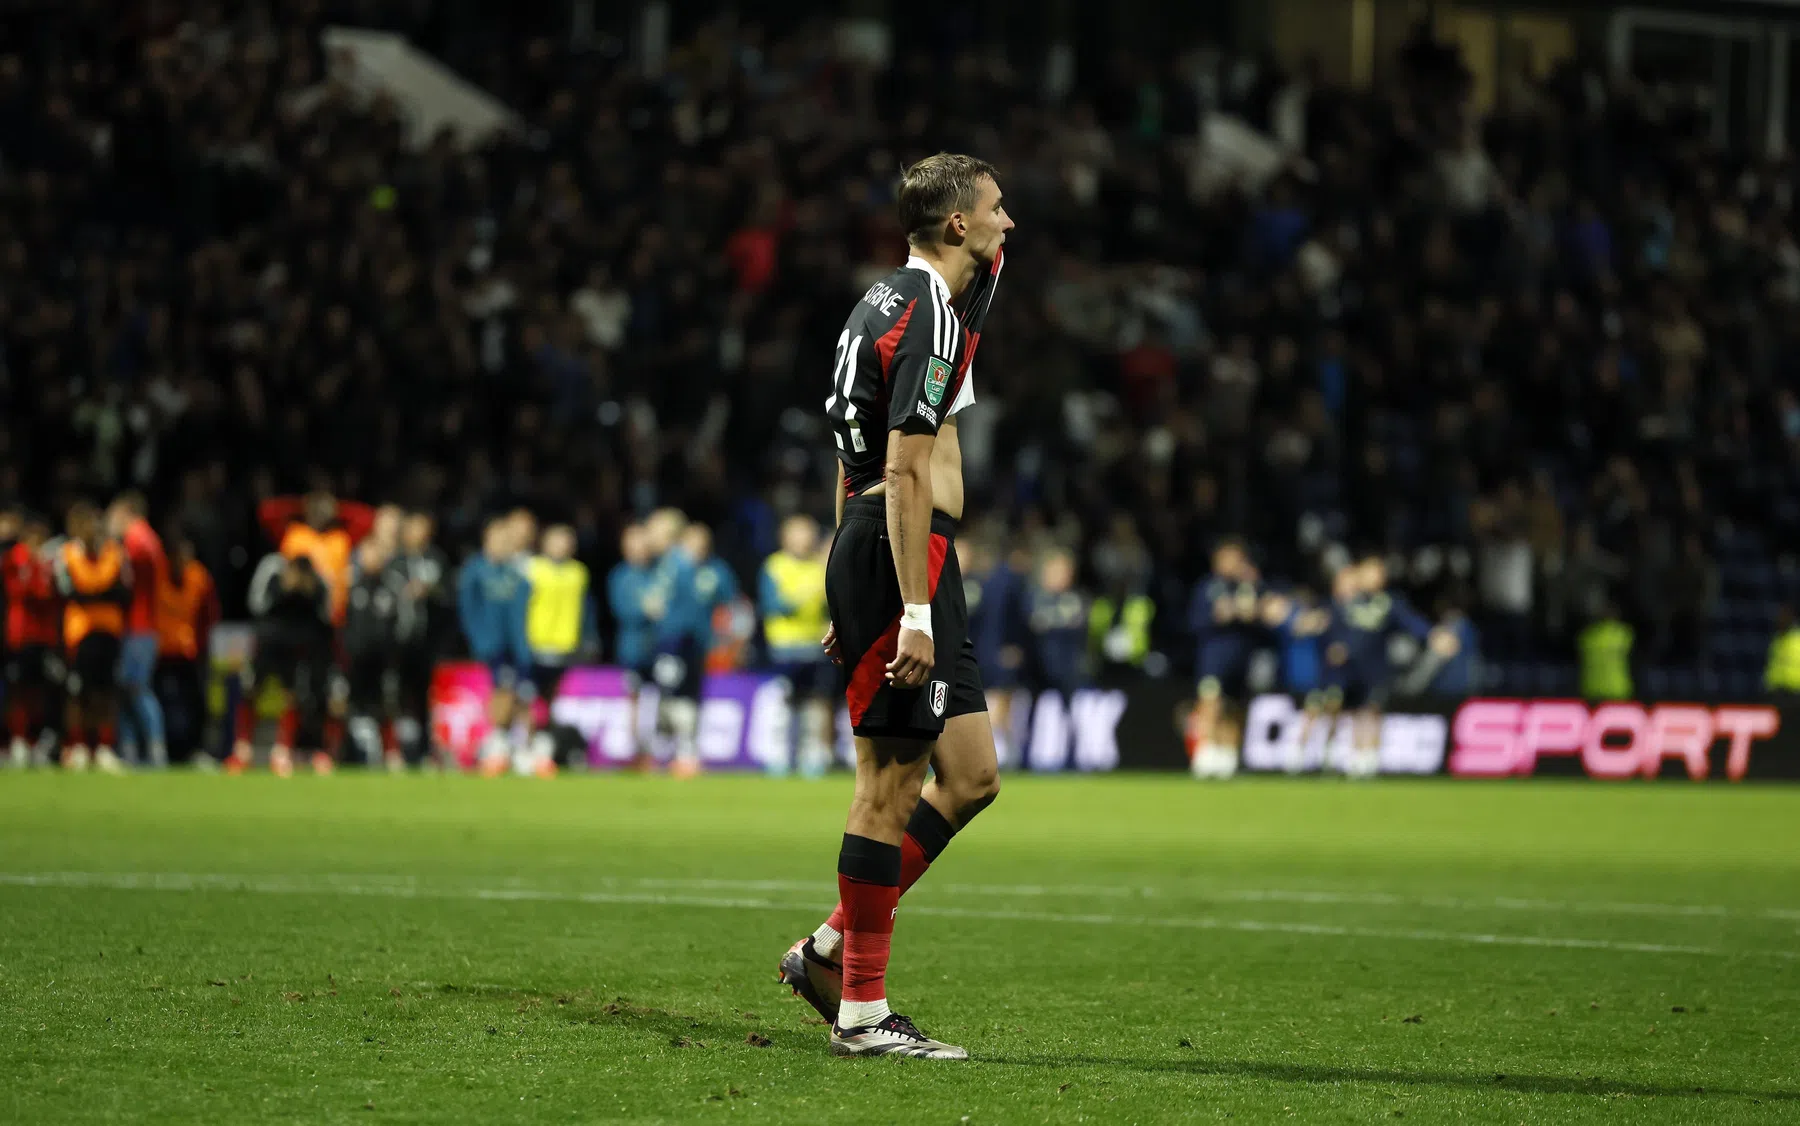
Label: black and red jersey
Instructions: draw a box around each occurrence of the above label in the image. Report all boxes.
[5,541,60,649]
[826,248,1004,497]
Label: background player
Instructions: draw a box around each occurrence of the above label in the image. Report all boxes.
[524,524,595,776]
[963,537,1028,768]
[459,517,534,775]
[154,532,219,766]
[683,523,737,674]
[234,551,334,775]
[108,492,168,768]
[641,508,703,775]
[391,511,450,765]
[1187,539,1266,777]
[1318,554,1435,776]
[343,536,407,770]
[54,502,131,773]
[779,153,1011,1059]
[5,511,62,766]
[761,514,834,777]
[606,523,656,768]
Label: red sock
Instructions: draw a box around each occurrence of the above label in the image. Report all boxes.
[276,708,298,747]
[235,700,256,743]
[95,722,116,747]
[825,834,928,937]
[381,721,397,756]
[323,717,343,754]
[836,834,901,1007]
[7,702,29,740]
[824,801,956,943]
[65,725,87,749]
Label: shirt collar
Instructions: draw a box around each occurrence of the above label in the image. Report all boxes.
[905,254,952,301]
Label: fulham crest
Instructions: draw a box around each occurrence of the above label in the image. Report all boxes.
[929,681,948,717]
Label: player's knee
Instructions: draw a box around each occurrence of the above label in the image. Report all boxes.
[941,765,998,825]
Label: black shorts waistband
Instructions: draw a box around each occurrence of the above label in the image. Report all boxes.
[841,494,958,538]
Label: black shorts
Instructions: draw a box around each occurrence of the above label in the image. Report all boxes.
[828,496,985,740]
[532,662,570,702]
[1312,678,1389,713]
[394,643,434,704]
[345,648,393,712]
[69,633,121,694]
[1197,637,1254,700]
[248,630,332,710]
[5,644,57,689]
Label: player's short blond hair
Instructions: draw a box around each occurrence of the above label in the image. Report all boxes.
[898,153,998,247]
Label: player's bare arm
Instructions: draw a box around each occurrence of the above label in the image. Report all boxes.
[823,468,847,662]
[884,430,935,688]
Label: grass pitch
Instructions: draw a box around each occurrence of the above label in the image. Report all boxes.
[0,772,1795,1124]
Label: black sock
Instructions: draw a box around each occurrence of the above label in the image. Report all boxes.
[904,799,957,863]
[837,833,902,885]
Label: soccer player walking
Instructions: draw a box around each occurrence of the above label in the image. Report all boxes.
[778,154,1012,1059]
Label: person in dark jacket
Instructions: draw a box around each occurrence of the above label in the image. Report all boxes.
[231,551,334,776]
[1027,549,1089,699]
[343,537,410,769]
[389,511,452,764]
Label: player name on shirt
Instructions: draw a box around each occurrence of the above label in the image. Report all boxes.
[826,250,1004,497]
[861,280,907,316]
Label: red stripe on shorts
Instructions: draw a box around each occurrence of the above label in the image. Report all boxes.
[843,532,948,726]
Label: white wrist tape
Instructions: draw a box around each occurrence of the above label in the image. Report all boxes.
[900,602,933,639]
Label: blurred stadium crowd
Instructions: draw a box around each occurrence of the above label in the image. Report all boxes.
[6,1,1800,770]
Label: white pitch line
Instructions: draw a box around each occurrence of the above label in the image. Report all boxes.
[628,876,1800,923]
[1,871,1793,961]
[8,871,1799,923]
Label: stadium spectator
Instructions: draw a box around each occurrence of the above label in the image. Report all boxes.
[1,5,1796,718]
[1088,514,1155,679]
[1471,489,1534,662]
[1765,606,1800,697]
[1656,533,1719,665]
[1578,602,1635,702]
[154,532,219,765]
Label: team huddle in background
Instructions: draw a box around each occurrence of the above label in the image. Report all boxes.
[0,489,841,776]
[2,495,216,772]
